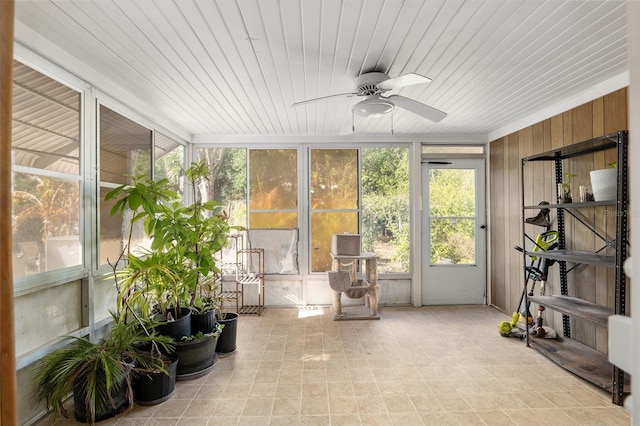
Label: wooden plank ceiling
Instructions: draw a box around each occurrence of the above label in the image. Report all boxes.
[14,0,628,138]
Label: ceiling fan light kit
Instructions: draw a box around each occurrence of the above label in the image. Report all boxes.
[353,96,394,118]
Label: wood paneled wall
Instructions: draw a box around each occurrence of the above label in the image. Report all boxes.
[489,88,627,352]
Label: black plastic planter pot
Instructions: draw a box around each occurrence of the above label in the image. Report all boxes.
[191,309,216,335]
[215,312,239,356]
[155,307,192,340]
[73,372,129,423]
[175,335,218,380]
[134,354,178,406]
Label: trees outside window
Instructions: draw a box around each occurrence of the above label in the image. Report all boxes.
[361,147,410,273]
[11,61,82,278]
[428,168,476,265]
[249,149,297,229]
[193,146,411,274]
[310,149,358,272]
[197,148,247,228]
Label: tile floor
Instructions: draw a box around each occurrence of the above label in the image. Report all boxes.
[41,305,630,425]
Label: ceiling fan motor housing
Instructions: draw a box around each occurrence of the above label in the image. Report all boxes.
[355,72,390,95]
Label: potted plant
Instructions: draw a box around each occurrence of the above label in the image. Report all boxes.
[107,161,234,374]
[557,172,576,203]
[175,324,224,380]
[31,315,173,423]
[214,293,240,356]
[106,175,193,339]
[590,161,617,201]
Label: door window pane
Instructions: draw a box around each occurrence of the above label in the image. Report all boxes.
[430,218,476,265]
[429,168,476,265]
[429,169,476,216]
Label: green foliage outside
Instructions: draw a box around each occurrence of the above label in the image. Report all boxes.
[428,169,476,265]
[175,147,412,273]
[197,148,247,227]
[361,148,410,273]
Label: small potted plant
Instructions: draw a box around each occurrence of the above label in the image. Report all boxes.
[557,172,576,203]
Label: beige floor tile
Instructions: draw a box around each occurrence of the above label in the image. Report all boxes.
[381,394,416,413]
[146,418,180,426]
[211,398,246,417]
[268,415,300,425]
[355,395,388,414]
[301,397,329,415]
[328,396,357,414]
[117,418,151,426]
[476,409,514,426]
[241,397,273,416]
[272,398,301,416]
[419,411,458,425]
[183,399,217,417]
[564,407,630,425]
[248,382,277,398]
[152,399,190,418]
[353,383,381,397]
[237,415,270,425]
[327,381,355,398]
[447,410,486,425]
[360,413,392,425]
[531,408,579,425]
[38,307,631,426]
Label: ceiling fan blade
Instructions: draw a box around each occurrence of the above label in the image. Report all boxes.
[291,92,356,107]
[387,95,447,122]
[377,73,431,91]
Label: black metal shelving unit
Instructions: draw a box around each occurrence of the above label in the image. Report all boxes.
[520,131,628,405]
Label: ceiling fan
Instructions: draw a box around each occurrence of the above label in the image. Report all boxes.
[291,72,447,125]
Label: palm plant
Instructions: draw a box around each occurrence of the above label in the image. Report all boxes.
[32,316,173,423]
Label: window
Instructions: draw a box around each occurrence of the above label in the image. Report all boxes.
[249,149,297,229]
[98,106,152,265]
[197,147,247,228]
[154,132,185,199]
[310,149,358,272]
[361,147,410,273]
[12,61,82,278]
[195,146,411,274]
[422,145,485,155]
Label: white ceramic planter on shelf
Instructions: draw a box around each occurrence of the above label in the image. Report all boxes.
[590,168,617,201]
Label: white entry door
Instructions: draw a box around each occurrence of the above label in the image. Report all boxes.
[421,159,486,305]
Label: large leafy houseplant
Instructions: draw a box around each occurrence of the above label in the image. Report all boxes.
[106,161,231,324]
